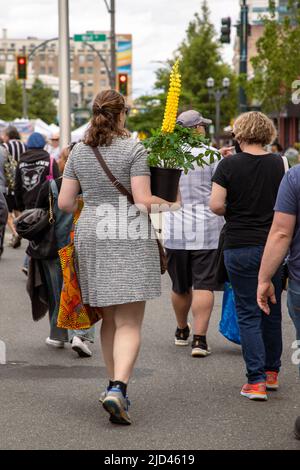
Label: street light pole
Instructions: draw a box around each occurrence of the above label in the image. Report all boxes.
[207,77,230,147]
[104,0,116,89]
[239,0,249,113]
[110,0,116,90]
[58,0,71,148]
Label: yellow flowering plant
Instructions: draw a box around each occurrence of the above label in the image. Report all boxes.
[144,60,218,174]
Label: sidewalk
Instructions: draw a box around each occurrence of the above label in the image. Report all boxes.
[0,244,299,450]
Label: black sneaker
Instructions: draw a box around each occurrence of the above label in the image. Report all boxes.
[175,323,191,346]
[295,416,300,440]
[191,335,211,357]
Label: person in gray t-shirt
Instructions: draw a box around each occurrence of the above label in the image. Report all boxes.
[257,164,300,440]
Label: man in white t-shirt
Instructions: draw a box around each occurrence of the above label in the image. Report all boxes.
[45,133,61,161]
[164,110,224,357]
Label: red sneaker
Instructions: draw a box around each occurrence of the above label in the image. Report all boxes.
[240,382,268,401]
[266,371,279,390]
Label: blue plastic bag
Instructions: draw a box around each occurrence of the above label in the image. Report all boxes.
[219,282,241,345]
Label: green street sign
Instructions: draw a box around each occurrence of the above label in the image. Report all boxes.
[74,33,107,42]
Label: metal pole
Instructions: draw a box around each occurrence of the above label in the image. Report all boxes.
[58,0,71,148]
[22,46,28,119]
[239,0,248,113]
[215,91,221,148]
[110,0,116,90]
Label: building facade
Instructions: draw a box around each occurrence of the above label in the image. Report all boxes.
[0,29,133,107]
[233,1,300,148]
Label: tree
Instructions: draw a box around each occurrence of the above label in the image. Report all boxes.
[128,1,238,135]
[0,79,23,121]
[28,79,57,123]
[0,78,57,123]
[247,0,300,132]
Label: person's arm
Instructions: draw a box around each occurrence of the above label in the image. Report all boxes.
[257,212,296,314]
[257,170,298,314]
[209,182,227,216]
[131,175,180,213]
[58,178,81,213]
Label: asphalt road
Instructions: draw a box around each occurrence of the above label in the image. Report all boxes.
[0,240,299,450]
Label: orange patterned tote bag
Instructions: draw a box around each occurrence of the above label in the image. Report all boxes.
[57,202,102,329]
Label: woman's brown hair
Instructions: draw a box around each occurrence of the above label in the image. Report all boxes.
[84,90,128,147]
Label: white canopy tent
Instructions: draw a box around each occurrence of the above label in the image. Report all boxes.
[71,122,90,143]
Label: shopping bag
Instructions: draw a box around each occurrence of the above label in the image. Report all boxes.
[219,282,241,345]
[57,201,102,330]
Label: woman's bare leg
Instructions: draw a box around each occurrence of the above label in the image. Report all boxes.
[113,301,145,384]
[100,306,116,380]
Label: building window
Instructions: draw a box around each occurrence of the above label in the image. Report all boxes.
[87,67,93,74]
[87,54,94,62]
[79,55,85,64]
[101,70,106,75]
[7,54,14,61]
[10,43,15,48]
[39,54,45,61]
[79,67,85,74]
[40,67,46,74]
[87,80,93,86]
[0,54,5,60]
[49,67,53,74]
[100,80,107,87]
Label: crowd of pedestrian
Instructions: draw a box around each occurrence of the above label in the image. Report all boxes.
[0,91,299,437]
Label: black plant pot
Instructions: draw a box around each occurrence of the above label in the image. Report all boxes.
[150,167,182,202]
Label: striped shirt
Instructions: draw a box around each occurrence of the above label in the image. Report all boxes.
[3,140,27,162]
[164,146,225,250]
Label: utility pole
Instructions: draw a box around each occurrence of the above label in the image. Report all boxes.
[58,0,71,148]
[104,0,117,89]
[239,0,249,114]
[110,0,116,90]
[22,46,28,119]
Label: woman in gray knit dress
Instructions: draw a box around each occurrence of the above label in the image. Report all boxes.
[59,90,179,425]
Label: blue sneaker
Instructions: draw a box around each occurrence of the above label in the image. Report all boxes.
[102,388,131,425]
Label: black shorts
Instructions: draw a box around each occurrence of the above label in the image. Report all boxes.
[166,248,220,294]
[4,193,17,213]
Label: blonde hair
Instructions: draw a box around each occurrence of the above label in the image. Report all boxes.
[233,112,277,147]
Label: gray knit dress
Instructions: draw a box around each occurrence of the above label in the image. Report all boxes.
[63,138,161,307]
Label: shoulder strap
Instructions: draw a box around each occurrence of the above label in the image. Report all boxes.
[91,147,134,205]
[49,156,54,180]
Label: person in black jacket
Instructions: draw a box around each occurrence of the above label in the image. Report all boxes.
[14,132,60,212]
[0,191,8,259]
[14,132,60,274]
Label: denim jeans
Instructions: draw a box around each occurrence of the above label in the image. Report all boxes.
[287,280,300,375]
[41,258,95,343]
[287,280,300,341]
[224,246,283,384]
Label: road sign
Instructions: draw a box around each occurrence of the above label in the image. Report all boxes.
[74,33,107,42]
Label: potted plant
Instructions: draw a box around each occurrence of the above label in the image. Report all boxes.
[143,60,219,202]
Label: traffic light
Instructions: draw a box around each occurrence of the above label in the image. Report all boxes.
[16,55,27,80]
[118,73,128,96]
[220,17,231,44]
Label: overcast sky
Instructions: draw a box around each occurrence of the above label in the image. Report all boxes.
[0,0,239,97]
